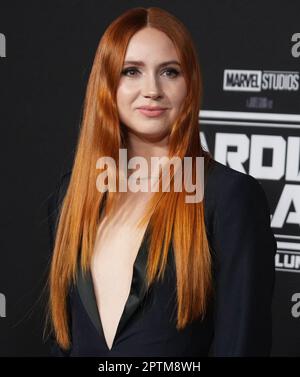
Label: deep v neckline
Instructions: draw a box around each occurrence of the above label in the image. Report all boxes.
[76,221,151,352]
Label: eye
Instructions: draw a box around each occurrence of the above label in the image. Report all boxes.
[162,68,180,78]
[121,66,181,78]
[121,67,140,77]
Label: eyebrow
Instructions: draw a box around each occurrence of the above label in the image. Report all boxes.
[123,60,181,67]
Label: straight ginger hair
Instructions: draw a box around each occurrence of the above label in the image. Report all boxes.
[47,6,214,351]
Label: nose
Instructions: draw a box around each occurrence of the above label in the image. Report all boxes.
[142,73,162,99]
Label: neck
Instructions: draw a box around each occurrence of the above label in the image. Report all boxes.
[125,131,170,178]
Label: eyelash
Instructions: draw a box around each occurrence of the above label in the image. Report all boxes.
[121,67,180,78]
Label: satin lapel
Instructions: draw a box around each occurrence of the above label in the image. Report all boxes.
[76,265,102,335]
[76,225,151,342]
[114,225,150,339]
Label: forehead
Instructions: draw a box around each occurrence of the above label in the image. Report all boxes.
[124,27,179,61]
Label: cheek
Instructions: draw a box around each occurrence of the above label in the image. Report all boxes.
[172,83,187,108]
[118,79,138,94]
[116,90,129,115]
[117,84,136,108]
[116,87,136,125]
[167,77,186,100]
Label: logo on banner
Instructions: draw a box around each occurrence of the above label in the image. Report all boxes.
[199,110,300,274]
[223,69,299,92]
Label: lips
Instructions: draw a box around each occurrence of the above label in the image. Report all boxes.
[137,106,168,117]
[137,106,167,111]
[138,108,167,117]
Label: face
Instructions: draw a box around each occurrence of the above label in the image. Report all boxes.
[116,27,187,143]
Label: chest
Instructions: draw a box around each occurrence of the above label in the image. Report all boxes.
[91,191,152,281]
[91,211,147,295]
[89,191,153,348]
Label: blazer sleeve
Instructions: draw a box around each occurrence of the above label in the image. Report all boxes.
[47,172,72,357]
[210,173,276,356]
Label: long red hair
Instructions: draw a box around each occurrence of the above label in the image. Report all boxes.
[47,6,214,350]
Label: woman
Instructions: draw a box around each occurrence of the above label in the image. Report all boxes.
[46,7,276,357]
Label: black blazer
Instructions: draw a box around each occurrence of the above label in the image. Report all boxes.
[47,159,276,357]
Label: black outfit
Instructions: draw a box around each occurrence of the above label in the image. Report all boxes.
[47,159,276,357]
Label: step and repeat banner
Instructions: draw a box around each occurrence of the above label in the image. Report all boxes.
[198,2,300,355]
[0,1,299,356]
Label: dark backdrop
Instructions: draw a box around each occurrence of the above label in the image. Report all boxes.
[0,0,299,356]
